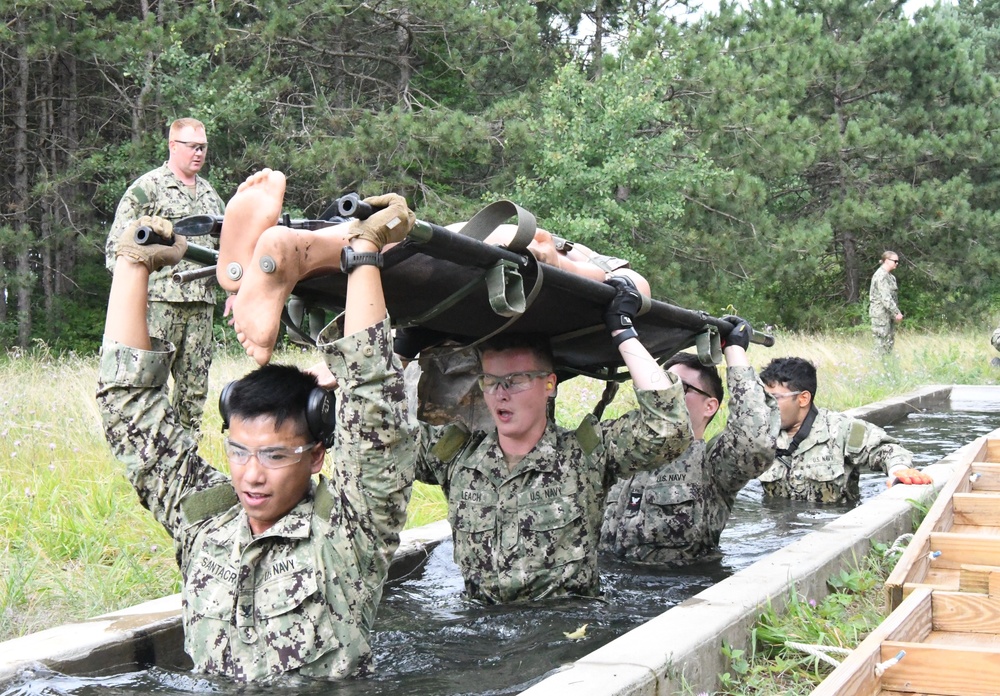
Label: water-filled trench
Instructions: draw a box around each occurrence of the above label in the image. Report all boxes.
[3,400,998,696]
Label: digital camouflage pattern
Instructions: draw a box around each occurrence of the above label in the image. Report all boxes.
[105,163,224,303]
[758,407,911,504]
[414,380,693,603]
[105,163,226,435]
[96,318,414,683]
[599,366,778,565]
[869,265,900,355]
[146,301,214,437]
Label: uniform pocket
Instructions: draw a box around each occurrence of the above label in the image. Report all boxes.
[256,566,320,619]
[256,563,343,673]
[797,456,845,483]
[637,484,702,548]
[519,503,586,567]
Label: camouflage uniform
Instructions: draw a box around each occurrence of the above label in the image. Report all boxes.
[413,379,693,603]
[599,366,778,565]
[105,163,225,437]
[96,317,414,682]
[757,407,911,504]
[869,266,900,355]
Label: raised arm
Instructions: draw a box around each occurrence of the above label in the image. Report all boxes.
[603,276,674,390]
[341,194,414,335]
[104,216,187,348]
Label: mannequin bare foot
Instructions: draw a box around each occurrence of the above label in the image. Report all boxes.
[216,168,286,293]
[230,222,353,365]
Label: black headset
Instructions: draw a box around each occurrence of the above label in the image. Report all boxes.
[218,381,337,449]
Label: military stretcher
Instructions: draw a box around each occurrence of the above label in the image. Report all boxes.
[167,197,773,383]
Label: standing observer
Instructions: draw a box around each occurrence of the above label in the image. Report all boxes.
[104,118,225,439]
[869,251,903,356]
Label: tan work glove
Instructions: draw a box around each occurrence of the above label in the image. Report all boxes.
[346,194,416,249]
[117,216,187,272]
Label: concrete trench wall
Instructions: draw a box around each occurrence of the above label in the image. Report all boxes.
[0,385,986,694]
[0,520,453,681]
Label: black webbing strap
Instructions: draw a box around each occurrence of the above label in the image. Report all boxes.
[776,404,819,458]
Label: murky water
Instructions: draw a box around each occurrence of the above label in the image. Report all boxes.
[4,402,997,696]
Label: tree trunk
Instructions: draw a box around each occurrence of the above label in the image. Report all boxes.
[396,9,413,108]
[14,39,33,347]
[57,42,80,299]
[831,70,860,305]
[590,0,604,78]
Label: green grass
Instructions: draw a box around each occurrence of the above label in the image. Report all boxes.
[1,327,997,641]
[714,541,904,695]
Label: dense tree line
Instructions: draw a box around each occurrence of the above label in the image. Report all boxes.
[1,0,997,352]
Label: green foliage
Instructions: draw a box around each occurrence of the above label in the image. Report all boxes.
[498,50,721,276]
[717,541,903,695]
[6,0,1000,345]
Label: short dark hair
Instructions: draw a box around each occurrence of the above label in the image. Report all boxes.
[664,352,724,401]
[224,364,319,437]
[477,333,554,372]
[759,357,817,402]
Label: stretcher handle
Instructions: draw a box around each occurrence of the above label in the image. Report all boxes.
[134,227,219,268]
[172,214,224,237]
[706,317,774,348]
[336,193,373,220]
[134,225,170,246]
[753,330,775,347]
[173,213,340,238]
[172,265,218,285]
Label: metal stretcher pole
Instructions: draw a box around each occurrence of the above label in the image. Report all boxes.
[405,220,533,271]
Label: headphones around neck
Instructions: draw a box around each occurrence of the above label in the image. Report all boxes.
[218,381,337,449]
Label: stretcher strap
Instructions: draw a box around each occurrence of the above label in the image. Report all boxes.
[426,262,546,359]
[695,324,722,366]
[404,272,492,326]
[593,375,621,419]
[458,200,537,252]
[485,261,526,317]
[410,200,545,356]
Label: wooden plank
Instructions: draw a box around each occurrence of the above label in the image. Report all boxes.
[886,500,956,607]
[952,492,1000,528]
[885,449,978,609]
[928,532,1000,568]
[985,437,1000,463]
[811,588,932,696]
[971,462,1000,490]
[902,580,957,600]
[879,641,1000,696]
[958,564,1000,594]
[932,591,1000,633]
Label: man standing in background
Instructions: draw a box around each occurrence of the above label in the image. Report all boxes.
[869,250,903,356]
[104,118,225,439]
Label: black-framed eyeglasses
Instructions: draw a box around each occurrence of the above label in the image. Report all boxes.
[681,381,714,399]
[172,140,208,154]
[478,371,551,395]
[223,438,316,469]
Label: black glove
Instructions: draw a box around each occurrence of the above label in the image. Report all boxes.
[604,276,643,333]
[721,315,752,351]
